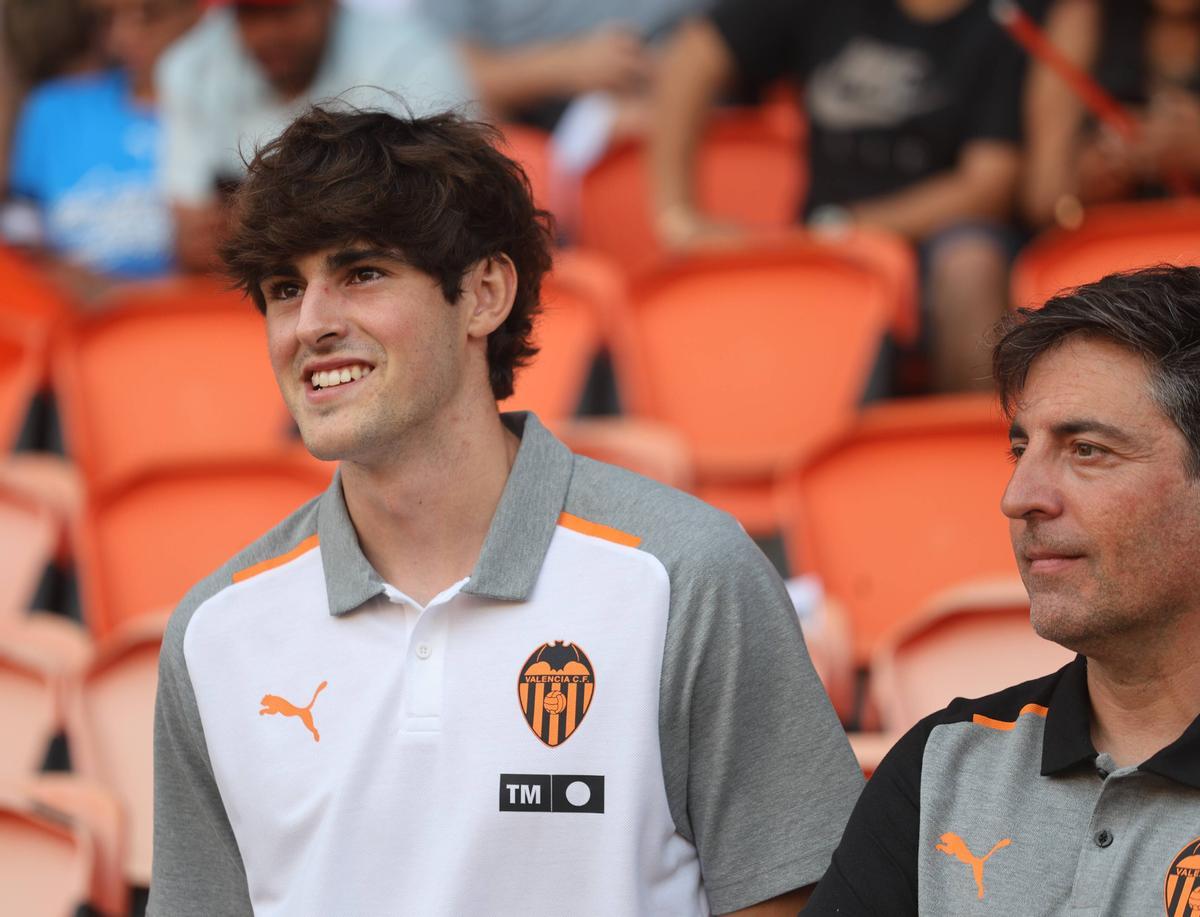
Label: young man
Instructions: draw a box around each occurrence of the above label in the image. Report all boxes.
[807,265,1200,914]
[147,107,862,916]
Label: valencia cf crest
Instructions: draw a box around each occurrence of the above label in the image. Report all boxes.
[518,641,595,747]
[1164,835,1200,915]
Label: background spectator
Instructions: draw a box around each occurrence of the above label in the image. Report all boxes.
[650,0,1031,393]
[0,0,100,192]
[156,0,475,272]
[5,0,199,301]
[1023,0,1200,228]
[416,0,704,134]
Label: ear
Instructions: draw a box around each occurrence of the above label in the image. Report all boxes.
[463,254,518,340]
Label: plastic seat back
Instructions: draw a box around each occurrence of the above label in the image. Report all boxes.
[500,250,629,422]
[55,279,294,489]
[65,613,165,888]
[579,105,803,276]
[627,244,893,531]
[0,482,58,619]
[871,578,1074,732]
[782,395,1018,663]
[76,459,331,638]
[0,786,94,917]
[1012,201,1200,308]
[498,123,553,211]
[0,640,58,780]
[0,320,46,450]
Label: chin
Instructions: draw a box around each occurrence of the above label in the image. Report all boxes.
[1028,595,1092,653]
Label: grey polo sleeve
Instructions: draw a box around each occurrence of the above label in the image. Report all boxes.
[656,524,864,915]
[147,607,252,917]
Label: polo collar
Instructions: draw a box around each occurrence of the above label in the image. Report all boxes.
[317,411,572,615]
[1040,654,1200,789]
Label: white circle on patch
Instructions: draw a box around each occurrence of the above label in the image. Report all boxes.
[565,781,591,807]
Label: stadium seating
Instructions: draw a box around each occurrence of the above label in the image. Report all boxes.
[75,458,332,638]
[53,278,299,490]
[578,104,805,277]
[779,394,1018,663]
[1011,200,1200,309]
[624,241,898,532]
[0,781,98,917]
[869,577,1073,733]
[0,320,46,451]
[497,123,553,212]
[0,631,61,780]
[64,612,168,888]
[500,249,629,422]
[24,774,129,917]
[0,481,58,618]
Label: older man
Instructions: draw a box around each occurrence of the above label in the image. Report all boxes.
[807,265,1200,914]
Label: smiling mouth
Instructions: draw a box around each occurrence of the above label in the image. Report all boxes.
[309,364,373,391]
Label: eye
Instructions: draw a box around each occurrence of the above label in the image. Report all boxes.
[1007,443,1026,464]
[349,267,383,284]
[1073,441,1104,458]
[265,280,302,302]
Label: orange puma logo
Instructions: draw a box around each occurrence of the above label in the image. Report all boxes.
[260,681,328,742]
[936,832,1011,899]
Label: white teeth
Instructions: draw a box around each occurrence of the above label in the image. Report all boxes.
[311,364,372,389]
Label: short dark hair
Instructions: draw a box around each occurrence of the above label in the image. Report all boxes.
[221,105,555,400]
[993,264,1200,475]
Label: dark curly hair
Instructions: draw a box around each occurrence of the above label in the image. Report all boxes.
[221,105,555,400]
[994,264,1200,476]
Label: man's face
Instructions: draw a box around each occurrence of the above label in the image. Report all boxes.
[1001,335,1200,655]
[234,0,333,96]
[262,244,474,464]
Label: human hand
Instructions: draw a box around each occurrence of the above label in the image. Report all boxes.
[655,203,747,251]
[564,27,651,95]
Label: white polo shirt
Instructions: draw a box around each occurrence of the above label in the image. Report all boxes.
[149,413,861,916]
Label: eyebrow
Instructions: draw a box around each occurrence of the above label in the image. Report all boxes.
[1008,418,1135,444]
[324,247,405,271]
[258,248,406,284]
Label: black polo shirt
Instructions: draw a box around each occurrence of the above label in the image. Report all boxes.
[808,656,1200,915]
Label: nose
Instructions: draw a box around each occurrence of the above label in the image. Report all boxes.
[294,282,348,348]
[1000,444,1064,521]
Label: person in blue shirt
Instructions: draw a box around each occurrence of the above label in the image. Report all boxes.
[5,0,198,295]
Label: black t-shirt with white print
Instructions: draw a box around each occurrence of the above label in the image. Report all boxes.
[709,0,1028,214]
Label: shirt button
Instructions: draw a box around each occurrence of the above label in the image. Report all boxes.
[415,643,432,660]
[1095,829,1113,848]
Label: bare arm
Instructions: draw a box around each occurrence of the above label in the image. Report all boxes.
[459,28,650,119]
[648,17,737,246]
[1020,0,1101,227]
[724,885,813,915]
[847,140,1021,241]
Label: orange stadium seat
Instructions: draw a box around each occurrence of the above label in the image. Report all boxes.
[23,774,128,917]
[54,278,300,490]
[624,243,897,533]
[498,123,553,212]
[780,394,1018,664]
[0,782,97,917]
[578,104,805,277]
[500,249,628,423]
[75,458,331,638]
[0,481,58,618]
[1011,200,1200,309]
[0,640,59,779]
[870,577,1073,734]
[64,612,167,889]
[0,320,47,450]
[0,244,73,331]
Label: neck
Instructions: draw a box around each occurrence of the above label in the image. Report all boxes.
[1087,635,1200,768]
[339,403,519,607]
